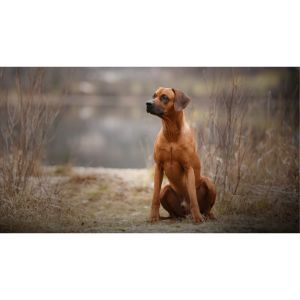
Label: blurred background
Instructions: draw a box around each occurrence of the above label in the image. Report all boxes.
[0,67,298,168]
[0,67,299,233]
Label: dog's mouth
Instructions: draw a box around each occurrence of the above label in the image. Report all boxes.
[146,103,164,117]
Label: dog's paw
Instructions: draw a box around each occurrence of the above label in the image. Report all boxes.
[192,214,205,224]
[149,211,160,223]
[150,215,160,223]
[205,212,217,221]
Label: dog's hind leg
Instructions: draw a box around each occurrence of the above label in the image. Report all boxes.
[197,177,217,220]
[160,185,186,218]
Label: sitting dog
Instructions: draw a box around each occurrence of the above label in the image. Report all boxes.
[146,87,216,223]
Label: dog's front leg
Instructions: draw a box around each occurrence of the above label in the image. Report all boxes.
[186,167,204,223]
[150,163,163,222]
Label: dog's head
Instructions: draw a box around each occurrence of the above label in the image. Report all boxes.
[146,87,191,118]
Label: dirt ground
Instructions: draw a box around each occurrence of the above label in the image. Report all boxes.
[1,166,299,233]
[18,166,296,233]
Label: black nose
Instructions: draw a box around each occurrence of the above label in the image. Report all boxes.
[146,101,153,107]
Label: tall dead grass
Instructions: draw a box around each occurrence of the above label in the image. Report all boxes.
[196,75,299,219]
[0,69,64,231]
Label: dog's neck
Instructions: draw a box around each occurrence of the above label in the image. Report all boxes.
[161,111,185,142]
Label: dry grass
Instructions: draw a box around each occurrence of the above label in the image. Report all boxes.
[52,163,74,176]
[0,165,297,233]
[0,69,68,231]
[68,173,97,185]
[194,75,299,227]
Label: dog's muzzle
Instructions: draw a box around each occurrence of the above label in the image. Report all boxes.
[146,100,164,116]
[146,100,154,113]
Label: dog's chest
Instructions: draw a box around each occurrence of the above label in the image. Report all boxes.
[156,143,184,164]
[157,144,186,184]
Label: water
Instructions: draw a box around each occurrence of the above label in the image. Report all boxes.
[46,98,161,168]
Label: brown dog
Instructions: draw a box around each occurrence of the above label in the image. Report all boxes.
[146,87,216,223]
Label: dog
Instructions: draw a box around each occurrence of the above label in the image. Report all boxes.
[146,87,216,223]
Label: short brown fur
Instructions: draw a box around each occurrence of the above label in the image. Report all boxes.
[146,87,216,223]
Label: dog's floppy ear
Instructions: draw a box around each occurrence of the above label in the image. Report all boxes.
[172,88,191,111]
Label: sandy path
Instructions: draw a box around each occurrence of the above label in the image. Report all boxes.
[1,166,297,232]
[37,166,298,233]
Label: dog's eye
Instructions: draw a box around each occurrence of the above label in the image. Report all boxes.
[152,93,157,99]
[160,95,169,103]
